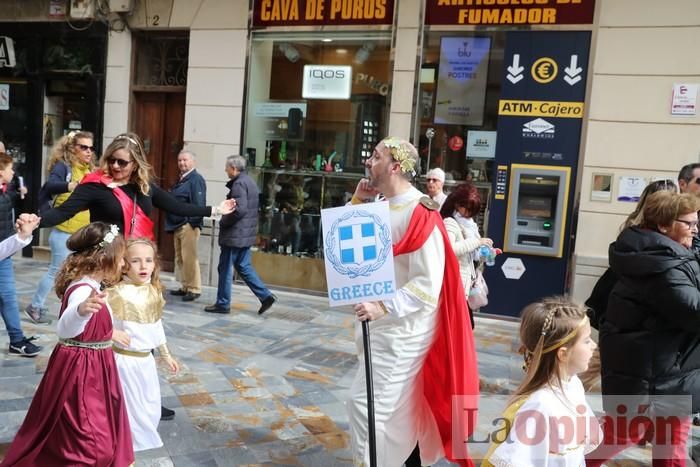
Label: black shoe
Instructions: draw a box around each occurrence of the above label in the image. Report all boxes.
[170,289,187,296]
[204,304,230,314]
[182,292,201,302]
[258,294,277,315]
[161,406,175,421]
[9,338,43,357]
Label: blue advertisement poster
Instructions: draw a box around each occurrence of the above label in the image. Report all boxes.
[434,37,491,125]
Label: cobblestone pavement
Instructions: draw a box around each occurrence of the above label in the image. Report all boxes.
[0,257,683,466]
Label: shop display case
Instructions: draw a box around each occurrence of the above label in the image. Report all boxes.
[251,168,363,292]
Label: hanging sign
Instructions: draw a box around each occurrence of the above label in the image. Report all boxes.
[253,0,394,27]
[466,130,497,159]
[425,0,595,25]
[302,65,352,100]
[434,37,491,126]
[448,135,464,152]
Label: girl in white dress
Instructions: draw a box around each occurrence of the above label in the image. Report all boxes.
[483,296,602,467]
[108,238,179,451]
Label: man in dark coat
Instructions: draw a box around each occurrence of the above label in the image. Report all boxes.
[166,150,206,302]
[204,155,276,315]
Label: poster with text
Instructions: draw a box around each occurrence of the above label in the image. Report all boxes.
[434,37,491,125]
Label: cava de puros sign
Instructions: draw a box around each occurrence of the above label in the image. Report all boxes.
[253,0,394,26]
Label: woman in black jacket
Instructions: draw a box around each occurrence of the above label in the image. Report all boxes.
[40,132,234,237]
[587,191,700,466]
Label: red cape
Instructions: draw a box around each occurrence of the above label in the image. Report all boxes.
[81,171,155,240]
[393,203,479,467]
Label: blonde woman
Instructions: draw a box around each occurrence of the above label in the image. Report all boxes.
[28,131,95,324]
[39,132,235,238]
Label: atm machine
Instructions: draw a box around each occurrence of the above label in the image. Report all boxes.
[481,30,590,317]
[504,165,571,258]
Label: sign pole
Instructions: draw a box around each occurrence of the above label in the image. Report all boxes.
[362,320,377,467]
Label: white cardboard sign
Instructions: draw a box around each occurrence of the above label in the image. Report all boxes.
[321,201,396,307]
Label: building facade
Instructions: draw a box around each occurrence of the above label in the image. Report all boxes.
[1,0,699,315]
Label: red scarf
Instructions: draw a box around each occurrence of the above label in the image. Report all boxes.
[81,171,155,240]
[393,203,479,467]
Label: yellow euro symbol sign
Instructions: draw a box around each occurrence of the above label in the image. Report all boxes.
[531,57,558,84]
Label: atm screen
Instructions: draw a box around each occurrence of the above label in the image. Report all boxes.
[518,195,553,219]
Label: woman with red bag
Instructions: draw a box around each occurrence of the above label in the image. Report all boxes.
[39,132,234,238]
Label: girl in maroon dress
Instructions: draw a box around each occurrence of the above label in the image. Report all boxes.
[1,222,134,467]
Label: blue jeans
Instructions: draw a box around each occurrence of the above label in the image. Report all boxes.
[32,229,71,309]
[215,246,271,307]
[0,257,25,343]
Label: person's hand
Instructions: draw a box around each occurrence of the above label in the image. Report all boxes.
[16,213,40,240]
[218,199,236,215]
[78,289,106,317]
[354,302,386,322]
[164,356,180,374]
[479,237,494,247]
[18,185,28,197]
[68,181,78,192]
[112,329,131,347]
[353,178,380,202]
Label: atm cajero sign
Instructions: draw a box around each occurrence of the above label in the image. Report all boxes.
[0,37,16,68]
[302,65,352,100]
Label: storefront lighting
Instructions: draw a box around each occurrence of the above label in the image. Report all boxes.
[278,43,300,63]
[322,38,333,42]
[354,43,375,65]
[336,48,348,55]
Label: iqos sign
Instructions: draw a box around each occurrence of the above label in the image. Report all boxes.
[302,65,352,100]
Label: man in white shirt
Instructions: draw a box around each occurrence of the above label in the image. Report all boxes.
[347,137,478,467]
[425,168,447,207]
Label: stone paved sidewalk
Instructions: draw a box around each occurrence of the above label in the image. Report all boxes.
[0,257,686,466]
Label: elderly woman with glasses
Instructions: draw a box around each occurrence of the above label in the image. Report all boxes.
[587,190,700,467]
[27,131,96,324]
[40,132,234,239]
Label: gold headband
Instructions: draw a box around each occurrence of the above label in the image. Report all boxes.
[116,134,140,146]
[542,317,588,354]
[382,137,416,176]
[127,238,155,249]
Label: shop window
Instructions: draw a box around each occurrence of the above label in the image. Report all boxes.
[417,31,506,185]
[133,33,189,87]
[415,31,506,235]
[42,38,101,74]
[244,33,392,173]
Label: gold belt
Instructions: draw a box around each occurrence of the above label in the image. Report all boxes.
[59,338,112,350]
[112,346,151,358]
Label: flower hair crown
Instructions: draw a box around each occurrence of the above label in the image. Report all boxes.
[99,225,120,248]
[382,137,416,176]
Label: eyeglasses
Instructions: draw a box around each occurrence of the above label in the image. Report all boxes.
[76,144,96,152]
[107,157,133,168]
[675,219,699,229]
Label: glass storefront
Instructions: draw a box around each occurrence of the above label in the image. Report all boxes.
[244,31,392,291]
[0,22,107,230]
[414,31,508,236]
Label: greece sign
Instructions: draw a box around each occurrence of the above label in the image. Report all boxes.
[321,202,396,307]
